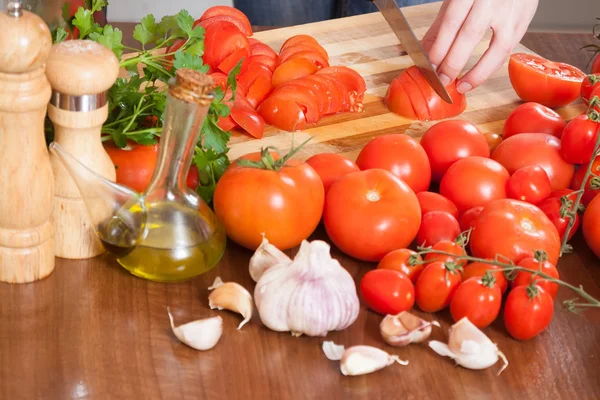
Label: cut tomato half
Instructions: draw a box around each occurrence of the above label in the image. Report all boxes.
[271,58,318,87]
[249,42,277,59]
[230,108,265,138]
[203,21,249,70]
[248,55,277,72]
[304,75,342,115]
[218,114,237,131]
[278,43,328,61]
[218,47,249,75]
[246,75,272,108]
[279,50,329,69]
[315,74,350,112]
[289,77,330,115]
[398,71,430,120]
[316,66,366,112]
[198,5,253,36]
[258,96,307,131]
[269,84,321,123]
[234,93,255,111]
[384,77,416,119]
[209,72,228,91]
[281,35,321,52]
[238,63,272,93]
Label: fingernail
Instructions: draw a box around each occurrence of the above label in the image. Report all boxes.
[456,81,472,94]
[431,64,438,70]
[439,74,451,87]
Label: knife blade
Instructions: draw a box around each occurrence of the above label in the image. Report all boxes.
[371,0,453,104]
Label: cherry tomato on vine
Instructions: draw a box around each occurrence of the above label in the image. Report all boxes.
[459,206,484,232]
[360,269,415,315]
[504,285,554,340]
[450,277,502,328]
[416,211,461,247]
[305,153,360,194]
[462,262,508,294]
[416,192,459,219]
[506,165,552,205]
[583,193,600,259]
[377,248,424,283]
[423,240,467,268]
[512,256,560,299]
[538,189,581,241]
[560,114,600,165]
[571,157,600,206]
[502,102,566,139]
[581,74,600,104]
[415,261,462,312]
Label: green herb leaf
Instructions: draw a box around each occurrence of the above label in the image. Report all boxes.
[157,14,185,39]
[173,52,209,72]
[53,27,69,43]
[185,38,205,57]
[175,10,195,36]
[190,26,205,40]
[202,118,231,154]
[89,25,124,59]
[226,59,244,101]
[91,0,107,13]
[133,14,158,46]
[72,7,95,38]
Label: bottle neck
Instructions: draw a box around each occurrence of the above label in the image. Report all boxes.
[145,93,208,194]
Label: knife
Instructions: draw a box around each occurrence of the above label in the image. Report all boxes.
[370,0,453,104]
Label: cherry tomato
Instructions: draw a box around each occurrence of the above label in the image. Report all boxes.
[504,285,554,340]
[506,165,552,205]
[355,134,431,194]
[440,156,509,213]
[450,277,502,328]
[420,120,490,182]
[560,114,600,165]
[271,58,318,88]
[581,74,600,104]
[360,269,415,315]
[323,169,421,262]
[513,256,560,299]
[213,151,324,251]
[198,5,253,36]
[593,55,600,74]
[483,132,503,153]
[203,21,250,70]
[305,153,360,194]
[508,53,586,108]
[462,261,508,294]
[583,193,600,258]
[502,102,566,140]
[416,191,459,219]
[459,206,483,232]
[571,157,600,205]
[538,189,581,241]
[377,248,424,283]
[415,261,462,312]
[423,240,467,268]
[470,199,561,265]
[492,133,575,190]
[416,211,461,247]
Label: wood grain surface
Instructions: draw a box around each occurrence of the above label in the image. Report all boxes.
[2,3,600,400]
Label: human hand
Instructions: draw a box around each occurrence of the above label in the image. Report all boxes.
[421,0,539,94]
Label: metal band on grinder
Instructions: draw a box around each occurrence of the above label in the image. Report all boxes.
[50,92,107,112]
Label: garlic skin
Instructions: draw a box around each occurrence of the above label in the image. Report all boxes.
[167,308,223,351]
[380,312,439,347]
[208,277,254,330]
[322,342,408,376]
[249,235,291,282]
[254,240,359,337]
[429,317,508,375]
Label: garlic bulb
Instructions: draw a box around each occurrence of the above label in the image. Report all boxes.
[322,342,408,376]
[249,234,291,282]
[167,308,223,351]
[380,312,440,347]
[208,277,254,330]
[254,240,359,337]
[429,317,508,375]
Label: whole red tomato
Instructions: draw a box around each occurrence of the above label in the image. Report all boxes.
[502,102,566,139]
[305,153,360,194]
[581,74,600,104]
[538,189,581,241]
[505,165,552,205]
[462,261,508,293]
[323,169,421,261]
[440,156,509,213]
[504,285,554,340]
[560,115,600,165]
[416,211,460,247]
[416,192,459,218]
[355,134,431,193]
[459,206,484,232]
[360,269,415,315]
[377,248,424,283]
[470,199,561,265]
[450,277,502,328]
[213,150,324,251]
[420,120,489,182]
[583,193,600,258]
[492,133,575,190]
[483,132,503,153]
[571,157,600,205]
[415,261,462,312]
[512,256,560,299]
[423,240,467,268]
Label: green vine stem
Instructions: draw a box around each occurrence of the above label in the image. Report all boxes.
[416,246,600,312]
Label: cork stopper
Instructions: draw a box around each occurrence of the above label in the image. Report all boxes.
[169,69,214,105]
[46,40,120,96]
[0,6,52,73]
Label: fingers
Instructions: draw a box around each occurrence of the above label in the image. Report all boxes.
[435,0,492,86]
[421,0,450,55]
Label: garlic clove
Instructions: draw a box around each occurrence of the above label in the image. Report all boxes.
[167,308,223,351]
[249,234,291,282]
[428,317,509,375]
[322,341,346,361]
[339,345,408,376]
[208,277,254,330]
[380,311,438,347]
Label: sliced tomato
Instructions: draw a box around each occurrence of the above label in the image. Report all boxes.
[304,75,342,115]
[385,77,417,119]
[277,43,329,63]
[195,15,252,37]
[289,77,330,115]
[271,58,318,87]
[238,63,272,93]
[278,50,329,69]
[209,72,228,91]
[198,5,253,36]
[218,114,237,131]
[269,84,321,123]
[281,35,321,51]
[248,55,277,72]
[203,21,249,70]
[406,66,445,119]
[315,74,349,112]
[249,43,277,59]
[217,47,249,75]
[316,66,366,112]
[230,108,265,138]
[398,70,430,120]
[248,38,261,46]
[234,93,255,111]
[258,96,307,131]
[246,75,272,108]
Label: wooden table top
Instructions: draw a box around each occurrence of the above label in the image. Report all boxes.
[2,13,600,400]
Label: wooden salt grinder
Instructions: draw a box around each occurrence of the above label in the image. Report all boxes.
[46,40,119,259]
[0,2,55,283]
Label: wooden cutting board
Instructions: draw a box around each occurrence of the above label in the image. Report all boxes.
[227,1,585,161]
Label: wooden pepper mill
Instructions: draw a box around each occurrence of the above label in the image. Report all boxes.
[46,40,119,259]
[0,2,55,283]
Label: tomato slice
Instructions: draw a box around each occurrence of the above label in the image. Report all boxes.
[198,5,253,36]
[304,75,342,115]
[234,93,255,111]
[249,43,277,59]
[230,108,265,138]
[316,66,366,112]
[269,84,321,123]
[217,47,249,75]
[289,77,330,115]
[278,50,329,69]
[218,114,237,131]
[238,63,272,93]
[281,35,321,51]
[248,55,277,72]
[209,72,228,91]
[405,66,445,119]
[271,58,318,87]
[385,77,417,119]
[398,71,430,120]
[257,96,307,131]
[316,74,350,112]
[248,38,261,46]
[278,43,329,61]
[246,75,272,108]
[203,21,249,70]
